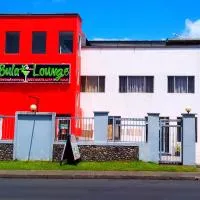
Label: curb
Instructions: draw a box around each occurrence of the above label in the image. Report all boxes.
[0,173,200,180]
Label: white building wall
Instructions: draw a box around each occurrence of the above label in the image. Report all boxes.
[80,48,200,164]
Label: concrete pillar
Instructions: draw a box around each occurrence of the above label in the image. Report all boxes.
[182,113,196,165]
[94,112,109,143]
[147,113,160,163]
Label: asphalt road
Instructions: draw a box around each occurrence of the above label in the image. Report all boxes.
[0,179,200,200]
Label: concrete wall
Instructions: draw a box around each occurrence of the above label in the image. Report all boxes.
[81,48,200,164]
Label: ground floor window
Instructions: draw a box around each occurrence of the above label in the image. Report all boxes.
[56,114,71,141]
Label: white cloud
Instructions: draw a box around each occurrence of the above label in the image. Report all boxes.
[179,19,200,39]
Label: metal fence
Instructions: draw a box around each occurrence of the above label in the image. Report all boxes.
[55,117,94,142]
[108,117,148,142]
[159,118,182,164]
[0,116,15,140]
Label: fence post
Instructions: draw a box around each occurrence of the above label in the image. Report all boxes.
[182,113,196,165]
[94,112,109,143]
[147,113,160,163]
[0,116,2,140]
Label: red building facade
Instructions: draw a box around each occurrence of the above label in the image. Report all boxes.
[0,14,82,139]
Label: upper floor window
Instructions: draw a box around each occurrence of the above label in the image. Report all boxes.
[5,32,20,54]
[119,76,154,93]
[81,76,105,92]
[168,76,195,93]
[32,32,46,54]
[59,32,73,54]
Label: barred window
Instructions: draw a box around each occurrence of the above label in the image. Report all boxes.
[168,76,195,93]
[81,76,105,92]
[119,76,154,93]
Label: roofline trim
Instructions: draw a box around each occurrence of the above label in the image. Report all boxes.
[0,13,82,21]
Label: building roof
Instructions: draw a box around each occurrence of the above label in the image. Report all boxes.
[84,39,200,48]
[0,13,82,20]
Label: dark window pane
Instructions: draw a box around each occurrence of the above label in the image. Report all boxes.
[188,76,195,93]
[128,76,145,92]
[81,76,86,92]
[81,76,105,93]
[6,32,20,53]
[175,76,187,93]
[32,32,46,54]
[99,76,105,92]
[87,76,98,92]
[119,76,127,93]
[59,32,73,53]
[168,76,174,93]
[146,76,154,93]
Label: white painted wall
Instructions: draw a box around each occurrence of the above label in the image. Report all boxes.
[80,47,200,164]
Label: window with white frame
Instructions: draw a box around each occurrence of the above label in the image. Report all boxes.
[81,76,105,92]
[119,76,154,93]
[168,76,195,93]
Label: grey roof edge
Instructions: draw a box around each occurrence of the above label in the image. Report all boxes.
[83,39,200,48]
[0,13,82,21]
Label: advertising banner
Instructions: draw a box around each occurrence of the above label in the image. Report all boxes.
[0,64,70,83]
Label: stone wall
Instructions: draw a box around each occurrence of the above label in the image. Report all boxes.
[53,144,64,161]
[0,143,13,160]
[53,144,139,162]
[0,143,139,162]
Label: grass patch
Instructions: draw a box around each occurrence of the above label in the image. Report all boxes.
[0,161,197,172]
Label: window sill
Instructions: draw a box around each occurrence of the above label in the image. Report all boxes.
[119,92,154,94]
[81,92,105,93]
[4,53,20,55]
[167,93,195,94]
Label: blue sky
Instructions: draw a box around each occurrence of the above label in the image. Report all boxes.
[0,0,200,40]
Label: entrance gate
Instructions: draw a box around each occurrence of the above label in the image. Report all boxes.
[159,118,183,164]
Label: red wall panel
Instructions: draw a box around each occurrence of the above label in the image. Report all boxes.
[0,15,82,139]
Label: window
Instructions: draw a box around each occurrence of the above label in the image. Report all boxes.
[168,76,195,93]
[5,32,20,53]
[78,35,81,56]
[81,76,105,92]
[32,32,46,54]
[119,76,154,93]
[59,32,73,54]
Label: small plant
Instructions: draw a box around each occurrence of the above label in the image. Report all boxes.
[175,144,181,156]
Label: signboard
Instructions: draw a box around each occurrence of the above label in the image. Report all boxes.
[0,64,70,83]
[70,134,81,160]
[60,134,81,165]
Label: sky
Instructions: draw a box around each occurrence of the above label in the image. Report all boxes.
[0,0,200,40]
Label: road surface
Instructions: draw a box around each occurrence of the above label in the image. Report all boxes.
[0,179,200,200]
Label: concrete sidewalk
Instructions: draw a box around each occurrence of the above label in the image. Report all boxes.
[0,170,200,180]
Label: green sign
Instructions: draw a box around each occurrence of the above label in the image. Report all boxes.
[0,64,70,83]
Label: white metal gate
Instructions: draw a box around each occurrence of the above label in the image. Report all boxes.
[159,118,183,164]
